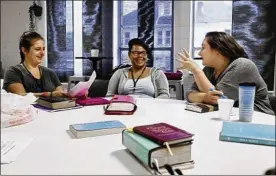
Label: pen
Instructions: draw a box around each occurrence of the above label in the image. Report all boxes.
[209,88,227,99]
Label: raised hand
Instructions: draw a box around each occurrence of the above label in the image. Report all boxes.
[176,48,199,72]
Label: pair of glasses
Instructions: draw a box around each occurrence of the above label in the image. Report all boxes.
[131,51,147,56]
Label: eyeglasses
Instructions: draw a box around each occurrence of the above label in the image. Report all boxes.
[131,51,147,56]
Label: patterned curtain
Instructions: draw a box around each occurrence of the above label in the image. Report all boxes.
[47,0,113,81]
[82,0,113,77]
[138,0,155,66]
[47,0,74,82]
[232,0,276,90]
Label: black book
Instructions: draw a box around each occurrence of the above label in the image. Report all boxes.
[36,97,76,110]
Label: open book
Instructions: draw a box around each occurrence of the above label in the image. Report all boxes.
[68,71,97,98]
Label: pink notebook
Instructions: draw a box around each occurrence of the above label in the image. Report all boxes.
[104,95,137,115]
[76,97,110,106]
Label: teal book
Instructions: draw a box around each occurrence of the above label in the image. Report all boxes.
[122,130,192,171]
[69,120,126,138]
[219,121,275,146]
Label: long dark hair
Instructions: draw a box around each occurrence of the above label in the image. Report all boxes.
[205,31,248,62]
[19,31,44,63]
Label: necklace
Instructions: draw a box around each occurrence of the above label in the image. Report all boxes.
[130,66,147,93]
[22,63,43,92]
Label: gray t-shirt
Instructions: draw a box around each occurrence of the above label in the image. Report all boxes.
[186,58,274,115]
[3,64,61,93]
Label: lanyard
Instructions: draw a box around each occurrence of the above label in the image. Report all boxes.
[22,63,43,92]
[130,66,146,93]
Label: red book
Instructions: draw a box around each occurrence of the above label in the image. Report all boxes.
[104,95,137,115]
[133,123,194,145]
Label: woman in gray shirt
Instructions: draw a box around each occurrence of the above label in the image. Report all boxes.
[106,38,170,98]
[177,31,274,115]
[3,31,67,97]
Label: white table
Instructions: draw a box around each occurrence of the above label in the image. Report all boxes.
[1,98,275,175]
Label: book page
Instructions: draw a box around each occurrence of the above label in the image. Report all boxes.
[1,132,34,164]
[68,71,96,97]
[107,102,135,111]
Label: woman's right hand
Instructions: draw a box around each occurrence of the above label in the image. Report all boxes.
[203,89,223,105]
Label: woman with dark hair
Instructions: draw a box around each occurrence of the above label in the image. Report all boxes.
[3,31,67,97]
[177,31,274,115]
[106,38,170,98]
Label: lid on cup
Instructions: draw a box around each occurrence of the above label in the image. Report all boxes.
[239,82,256,86]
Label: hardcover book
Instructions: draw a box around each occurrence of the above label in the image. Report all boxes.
[122,130,193,172]
[36,97,76,110]
[69,120,126,138]
[104,95,137,115]
[219,121,275,146]
[185,103,218,113]
[133,123,194,145]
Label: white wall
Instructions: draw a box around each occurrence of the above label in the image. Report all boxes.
[173,1,192,72]
[1,0,47,71]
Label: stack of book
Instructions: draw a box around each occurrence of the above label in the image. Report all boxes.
[122,123,194,174]
[36,97,76,110]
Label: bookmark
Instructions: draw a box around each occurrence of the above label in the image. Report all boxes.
[152,158,161,175]
[164,142,173,156]
[126,128,133,132]
[164,164,175,175]
[175,168,183,175]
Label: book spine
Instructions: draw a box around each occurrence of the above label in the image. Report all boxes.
[219,135,275,146]
[122,131,150,166]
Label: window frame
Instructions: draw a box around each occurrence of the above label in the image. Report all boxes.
[191,1,233,60]
[117,0,174,72]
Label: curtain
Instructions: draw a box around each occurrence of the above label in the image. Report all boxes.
[232,0,276,90]
[82,0,113,77]
[138,0,155,66]
[47,0,113,81]
[47,0,74,82]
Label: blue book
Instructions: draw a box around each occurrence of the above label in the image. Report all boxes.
[219,121,275,146]
[69,120,126,138]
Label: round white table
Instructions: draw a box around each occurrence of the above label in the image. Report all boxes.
[1,98,275,175]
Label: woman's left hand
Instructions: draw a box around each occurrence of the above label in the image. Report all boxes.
[176,48,199,72]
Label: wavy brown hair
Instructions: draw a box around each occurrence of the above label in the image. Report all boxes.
[205,31,248,62]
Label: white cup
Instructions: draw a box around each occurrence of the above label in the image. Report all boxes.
[90,49,99,57]
[218,99,234,121]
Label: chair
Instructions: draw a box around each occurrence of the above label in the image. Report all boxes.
[88,79,109,97]
[268,95,276,115]
[164,71,184,100]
